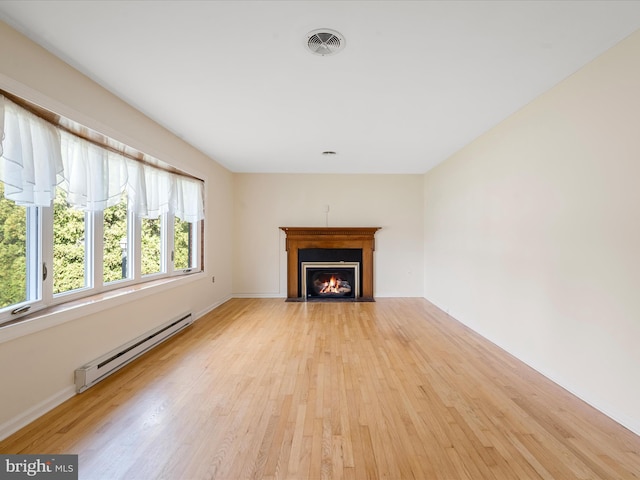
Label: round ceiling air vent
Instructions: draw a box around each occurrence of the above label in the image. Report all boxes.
[305,29,345,56]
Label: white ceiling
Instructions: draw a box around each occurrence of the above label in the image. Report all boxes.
[1,1,639,174]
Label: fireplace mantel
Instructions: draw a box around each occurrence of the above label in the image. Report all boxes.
[280,227,381,301]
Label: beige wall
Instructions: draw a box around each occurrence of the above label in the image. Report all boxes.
[0,22,234,435]
[233,174,424,297]
[424,30,640,434]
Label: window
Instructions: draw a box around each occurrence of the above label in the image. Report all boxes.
[0,182,40,310]
[53,187,89,295]
[0,93,205,326]
[141,216,163,276]
[174,217,197,271]
[103,192,131,284]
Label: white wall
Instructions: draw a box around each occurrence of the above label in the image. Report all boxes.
[424,30,640,434]
[0,22,234,437]
[233,174,424,297]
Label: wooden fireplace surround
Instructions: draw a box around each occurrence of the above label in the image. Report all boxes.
[280,227,381,301]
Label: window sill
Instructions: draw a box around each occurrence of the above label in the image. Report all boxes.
[0,272,204,345]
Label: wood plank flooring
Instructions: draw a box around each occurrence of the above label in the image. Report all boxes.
[1,298,639,479]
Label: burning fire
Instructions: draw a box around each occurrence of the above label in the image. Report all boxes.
[319,275,350,294]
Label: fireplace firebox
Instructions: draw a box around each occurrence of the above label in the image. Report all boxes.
[298,248,362,298]
[302,262,360,300]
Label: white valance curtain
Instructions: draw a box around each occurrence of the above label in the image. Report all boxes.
[0,95,204,221]
[0,95,63,206]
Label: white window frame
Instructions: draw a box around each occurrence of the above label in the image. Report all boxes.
[170,215,201,276]
[48,204,95,304]
[0,206,203,327]
[140,214,167,279]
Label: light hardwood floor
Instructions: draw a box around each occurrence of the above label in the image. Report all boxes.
[1,298,639,479]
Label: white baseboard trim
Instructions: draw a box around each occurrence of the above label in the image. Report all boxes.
[194,294,233,320]
[532,367,640,437]
[232,293,286,299]
[0,386,76,441]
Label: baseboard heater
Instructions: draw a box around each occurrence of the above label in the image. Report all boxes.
[74,313,193,393]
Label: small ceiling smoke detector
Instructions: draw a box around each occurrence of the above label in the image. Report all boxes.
[306,29,345,56]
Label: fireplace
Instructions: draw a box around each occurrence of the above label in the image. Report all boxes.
[280,227,380,301]
[302,262,360,300]
[299,248,363,298]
